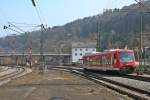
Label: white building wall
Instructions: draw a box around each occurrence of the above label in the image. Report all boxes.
[72,47,96,63]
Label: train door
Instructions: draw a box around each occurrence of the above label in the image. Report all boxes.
[112,52,118,68]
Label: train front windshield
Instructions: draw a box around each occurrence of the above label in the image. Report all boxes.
[119,52,134,62]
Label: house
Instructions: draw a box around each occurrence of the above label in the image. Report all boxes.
[72,42,96,63]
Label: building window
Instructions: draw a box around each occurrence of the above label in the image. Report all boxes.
[75,48,77,51]
[80,53,82,56]
[75,53,77,56]
[93,48,95,51]
[80,48,82,51]
[86,48,88,51]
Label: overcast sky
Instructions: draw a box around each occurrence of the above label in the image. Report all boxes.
[0,0,136,37]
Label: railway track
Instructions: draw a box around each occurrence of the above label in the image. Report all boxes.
[0,66,9,72]
[54,66,150,83]
[61,66,150,82]
[144,71,150,75]
[123,74,150,82]
[52,66,150,100]
[0,68,19,78]
[85,70,150,83]
[0,67,25,85]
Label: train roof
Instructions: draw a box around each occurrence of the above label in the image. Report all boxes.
[84,52,101,56]
[83,49,134,57]
[104,49,134,52]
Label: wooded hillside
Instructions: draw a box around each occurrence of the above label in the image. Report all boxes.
[0,1,150,53]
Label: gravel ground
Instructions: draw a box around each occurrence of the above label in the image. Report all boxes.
[0,69,132,100]
[103,75,150,92]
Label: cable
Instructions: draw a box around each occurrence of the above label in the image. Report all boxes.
[26,25,41,31]
[4,26,22,34]
[8,22,26,33]
[4,22,41,34]
[30,0,47,27]
[35,7,43,25]
[9,21,38,26]
[0,7,10,37]
[36,4,47,26]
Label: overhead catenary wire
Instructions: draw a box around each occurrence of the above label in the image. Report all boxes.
[25,25,41,32]
[9,21,38,26]
[8,22,26,33]
[3,26,22,34]
[0,6,39,36]
[35,5,47,27]
[0,7,11,36]
[7,21,41,32]
[35,7,43,25]
[30,0,46,26]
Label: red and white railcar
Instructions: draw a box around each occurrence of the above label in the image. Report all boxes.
[82,49,136,74]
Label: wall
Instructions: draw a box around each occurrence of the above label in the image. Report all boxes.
[72,47,96,63]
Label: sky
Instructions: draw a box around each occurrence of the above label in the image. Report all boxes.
[0,0,136,37]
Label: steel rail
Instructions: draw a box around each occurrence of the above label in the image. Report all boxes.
[144,71,150,75]
[84,71,150,95]
[0,67,9,72]
[53,66,150,100]
[123,74,150,82]
[0,68,25,82]
[56,66,150,83]
[0,68,19,78]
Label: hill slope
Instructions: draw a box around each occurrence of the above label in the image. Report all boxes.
[0,1,150,53]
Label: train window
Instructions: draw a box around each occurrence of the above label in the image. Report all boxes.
[107,58,111,64]
[96,58,101,64]
[102,57,106,64]
[119,52,134,62]
[100,57,102,64]
[80,53,82,56]
[93,59,96,64]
